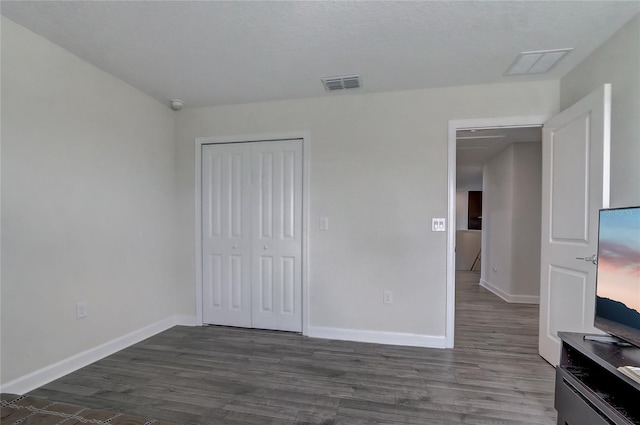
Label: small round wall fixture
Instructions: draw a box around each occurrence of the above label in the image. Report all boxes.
[170,99,184,111]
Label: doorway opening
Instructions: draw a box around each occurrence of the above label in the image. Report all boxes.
[446,116,548,348]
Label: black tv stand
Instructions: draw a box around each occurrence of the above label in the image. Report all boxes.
[556,332,640,425]
[584,334,633,346]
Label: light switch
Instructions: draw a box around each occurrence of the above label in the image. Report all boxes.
[432,218,446,232]
[320,217,329,231]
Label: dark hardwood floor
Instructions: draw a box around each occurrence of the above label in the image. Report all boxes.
[29,271,556,424]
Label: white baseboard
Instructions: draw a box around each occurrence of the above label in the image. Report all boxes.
[1,315,197,395]
[174,315,199,326]
[480,279,540,304]
[307,326,447,349]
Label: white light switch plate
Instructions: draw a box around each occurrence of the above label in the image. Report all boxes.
[432,218,446,232]
[320,217,329,231]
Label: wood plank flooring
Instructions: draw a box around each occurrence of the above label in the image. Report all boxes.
[29,271,557,424]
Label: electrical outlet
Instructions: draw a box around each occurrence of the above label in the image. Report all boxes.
[76,301,88,319]
[383,290,393,304]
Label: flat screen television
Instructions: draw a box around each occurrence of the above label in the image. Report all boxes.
[594,206,640,348]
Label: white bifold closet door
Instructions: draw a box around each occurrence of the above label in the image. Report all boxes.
[202,140,302,332]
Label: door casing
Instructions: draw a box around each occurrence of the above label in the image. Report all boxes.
[195,132,311,334]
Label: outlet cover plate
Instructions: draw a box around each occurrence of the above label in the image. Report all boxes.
[383,290,393,304]
[76,301,88,319]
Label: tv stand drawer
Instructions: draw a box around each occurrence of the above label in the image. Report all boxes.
[555,368,629,425]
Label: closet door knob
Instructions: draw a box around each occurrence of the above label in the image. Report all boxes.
[263,245,269,250]
[232,245,238,249]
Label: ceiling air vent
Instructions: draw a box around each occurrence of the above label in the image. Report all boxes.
[505,48,573,76]
[322,75,361,91]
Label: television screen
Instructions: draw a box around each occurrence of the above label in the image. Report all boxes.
[594,206,640,348]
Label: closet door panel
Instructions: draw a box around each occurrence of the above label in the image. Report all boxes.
[202,144,252,327]
[252,140,302,332]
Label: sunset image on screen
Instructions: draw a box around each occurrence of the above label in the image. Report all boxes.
[596,209,640,313]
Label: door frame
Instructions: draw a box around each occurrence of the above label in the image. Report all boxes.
[194,132,311,334]
[446,115,549,348]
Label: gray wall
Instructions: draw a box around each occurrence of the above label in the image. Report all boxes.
[174,84,559,339]
[1,17,178,384]
[481,142,542,302]
[560,14,640,207]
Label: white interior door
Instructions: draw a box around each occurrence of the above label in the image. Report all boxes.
[539,84,611,365]
[202,140,302,331]
[251,141,303,332]
[202,143,252,327]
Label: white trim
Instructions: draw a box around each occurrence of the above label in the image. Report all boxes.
[195,137,203,324]
[0,315,196,395]
[174,315,199,326]
[194,132,310,334]
[302,136,311,336]
[307,326,447,349]
[446,122,457,348]
[446,115,549,348]
[479,279,540,304]
[601,84,611,209]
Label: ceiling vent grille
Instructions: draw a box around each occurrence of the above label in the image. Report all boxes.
[322,75,361,91]
[505,48,573,76]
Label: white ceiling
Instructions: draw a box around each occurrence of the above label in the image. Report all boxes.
[456,126,542,189]
[2,1,638,109]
